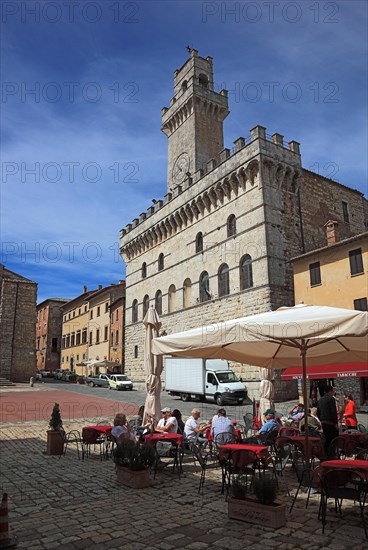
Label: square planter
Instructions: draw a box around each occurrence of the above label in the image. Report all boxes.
[227,497,286,528]
[116,466,151,488]
[47,430,64,456]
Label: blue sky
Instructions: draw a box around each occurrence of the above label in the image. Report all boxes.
[1,0,367,303]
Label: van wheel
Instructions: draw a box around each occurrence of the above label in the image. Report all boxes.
[215,394,223,406]
[181,393,190,402]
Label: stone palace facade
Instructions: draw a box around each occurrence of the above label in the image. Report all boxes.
[120,50,367,399]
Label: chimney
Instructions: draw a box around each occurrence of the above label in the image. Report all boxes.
[325,220,339,246]
[83,285,87,293]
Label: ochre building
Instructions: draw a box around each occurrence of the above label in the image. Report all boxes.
[119,50,367,399]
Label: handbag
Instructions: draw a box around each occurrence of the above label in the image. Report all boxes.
[156,441,175,457]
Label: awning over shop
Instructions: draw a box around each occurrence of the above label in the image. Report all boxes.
[281,362,368,380]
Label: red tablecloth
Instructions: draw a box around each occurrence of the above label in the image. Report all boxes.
[218,443,268,461]
[83,425,112,435]
[279,427,299,436]
[145,433,183,446]
[320,459,368,480]
[338,432,368,455]
[288,436,324,458]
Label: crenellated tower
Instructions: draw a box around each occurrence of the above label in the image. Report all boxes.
[161,48,229,192]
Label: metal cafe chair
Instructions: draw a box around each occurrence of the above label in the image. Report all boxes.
[190,443,219,494]
[82,428,107,460]
[319,469,367,538]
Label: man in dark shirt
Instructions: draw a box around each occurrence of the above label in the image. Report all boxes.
[317,385,338,455]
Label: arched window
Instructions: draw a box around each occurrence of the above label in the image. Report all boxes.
[218,264,230,297]
[227,214,236,237]
[183,278,192,308]
[195,232,203,253]
[168,284,176,313]
[199,271,210,303]
[132,299,138,323]
[181,80,188,91]
[158,253,164,271]
[143,295,149,318]
[141,262,147,278]
[240,255,253,290]
[155,290,162,315]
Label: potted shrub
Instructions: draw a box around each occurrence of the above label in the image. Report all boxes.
[46,403,64,455]
[227,472,286,528]
[113,439,155,488]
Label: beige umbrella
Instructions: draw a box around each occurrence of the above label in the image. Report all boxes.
[258,368,275,425]
[143,307,163,423]
[152,304,368,456]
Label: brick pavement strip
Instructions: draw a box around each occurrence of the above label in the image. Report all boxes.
[0,418,367,550]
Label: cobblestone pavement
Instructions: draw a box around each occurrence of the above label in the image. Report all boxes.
[0,417,367,550]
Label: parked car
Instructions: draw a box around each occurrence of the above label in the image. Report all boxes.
[35,372,42,381]
[40,370,51,378]
[109,374,133,391]
[86,374,110,388]
[58,370,71,380]
[53,369,63,379]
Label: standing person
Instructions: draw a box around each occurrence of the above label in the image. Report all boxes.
[317,385,338,454]
[343,393,358,428]
[155,407,178,434]
[184,408,210,447]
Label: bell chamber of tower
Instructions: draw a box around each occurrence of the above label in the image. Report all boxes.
[161,48,229,193]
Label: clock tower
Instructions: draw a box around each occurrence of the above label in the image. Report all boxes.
[161,49,229,192]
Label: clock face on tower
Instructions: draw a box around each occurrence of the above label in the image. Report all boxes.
[172,152,190,184]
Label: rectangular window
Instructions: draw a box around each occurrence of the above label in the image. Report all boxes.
[349,248,364,275]
[97,306,100,317]
[90,310,93,319]
[342,201,349,223]
[116,309,119,321]
[76,331,81,345]
[66,335,70,347]
[89,331,93,344]
[115,330,119,346]
[96,329,100,344]
[62,337,65,349]
[73,311,75,317]
[105,302,109,313]
[78,308,81,315]
[104,326,108,341]
[309,262,321,286]
[82,329,87,344]
[84,305,87,312]
[76,354,79,361]
[83,353,86,360]
[71,333,75,346]
[134,345,138,358]
[62,356,64,363]
[354,297,368,311]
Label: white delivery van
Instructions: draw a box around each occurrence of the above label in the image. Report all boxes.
[165,357,247,406]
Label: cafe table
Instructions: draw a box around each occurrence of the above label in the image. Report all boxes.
[319,459,368,480]
[338,431,368,455]
[82,425,112,435]
[144,433,183,446]
[287,435,324,458]
[218,443,269,493]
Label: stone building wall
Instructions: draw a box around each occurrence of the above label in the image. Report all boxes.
[0,265,37,381]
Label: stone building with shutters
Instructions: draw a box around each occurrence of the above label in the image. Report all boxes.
[119,49,367,399]
[0,264,37,382]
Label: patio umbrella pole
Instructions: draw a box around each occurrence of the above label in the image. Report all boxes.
[301,341,310,464]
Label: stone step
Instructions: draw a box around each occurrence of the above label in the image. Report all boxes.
[0,378,16,386]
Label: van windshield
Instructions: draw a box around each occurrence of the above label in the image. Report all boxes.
[115,375,128,381]
[215,371,239,383]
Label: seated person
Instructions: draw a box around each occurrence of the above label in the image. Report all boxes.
[299,407,322,432]
[155,407,178,434]
[255,410,279,438]
[184,408,210,447]
[172,409,185,434]
[211,408,235,439]
[281,403,305,426]
[111,414,135,441]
